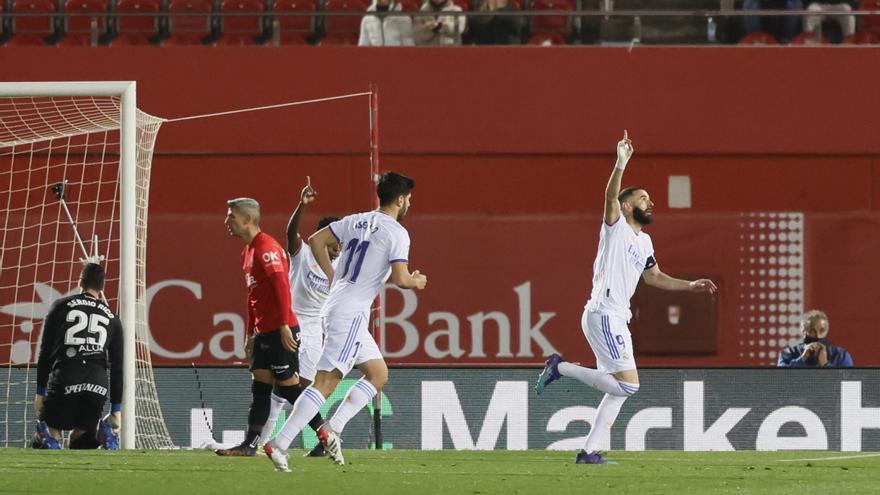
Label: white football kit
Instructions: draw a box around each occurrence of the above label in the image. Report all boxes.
[288,245,338,381]
[583,216,656,373]
[318,210,410,375]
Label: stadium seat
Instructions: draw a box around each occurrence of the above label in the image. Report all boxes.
[112,0,160,46]
[8,0,56,45]
[60,0,109,46]
[322,0,367,35]
[0,3,6,43]
[218,0,265,45]
[397,0,420,11]
[790,31,829,45]
[843,30,880,44]
[859,0,880,32]
[318,31,358,44]
[737,31,778,45]
[166,0,213,45]
[529,0,573,34]
[527,31,564,45]
[271,0,315,45]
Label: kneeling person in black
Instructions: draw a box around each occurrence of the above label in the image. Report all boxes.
[33,263,123,449]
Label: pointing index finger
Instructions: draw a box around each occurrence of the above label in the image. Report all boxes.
[624,130,628,141]
[306,175,311,188]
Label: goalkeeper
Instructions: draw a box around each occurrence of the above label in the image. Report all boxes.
[32,263,123,450]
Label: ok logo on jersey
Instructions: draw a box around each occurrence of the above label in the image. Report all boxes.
[262,251,281,264]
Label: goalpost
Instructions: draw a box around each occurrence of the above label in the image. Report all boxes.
[0,82,172,449]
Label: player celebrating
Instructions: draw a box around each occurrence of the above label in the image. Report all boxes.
[33,263,122,450]
[535,131,717,464]
[264,172,427,472]
[218,198,301,456]
[258,177,341,457]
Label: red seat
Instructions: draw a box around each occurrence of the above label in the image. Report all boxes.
[10,0,56,44]
[844,30,880,44]
[397,0,420,11]
[319,31,358,44]
[219,0,264,44]
[450,0,469,10]
[859,0,880,32]
[323,0,367,34]
[528,32,564,45]
[166,0,213,45]
[60,0,108,45]
[529,0,573,34]
[737,31,778,45]
[789,31,829,45]
[272,0,315,44]
[114,0,160,43]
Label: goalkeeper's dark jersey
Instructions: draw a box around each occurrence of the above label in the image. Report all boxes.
[36,293,124,406]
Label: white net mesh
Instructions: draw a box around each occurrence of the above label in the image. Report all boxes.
[0,94,173,448]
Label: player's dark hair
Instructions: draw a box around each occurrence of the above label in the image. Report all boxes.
[377,172,415,207]
[80,263,105,291]
[618,187,644,204]
[317,216,340,231]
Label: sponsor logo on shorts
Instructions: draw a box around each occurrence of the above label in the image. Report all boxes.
[271,364,290,371]
[64,383,107,396]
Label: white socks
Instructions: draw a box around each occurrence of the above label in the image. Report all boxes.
[328,378,377,434]
[272,386,325,450]
[258,393,291,445]
[584,393,627,453]
[557,362,639,397]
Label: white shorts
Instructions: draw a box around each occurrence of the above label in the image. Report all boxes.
[296,315,324,382]
[317,311,383,376]
[582,309,637,374]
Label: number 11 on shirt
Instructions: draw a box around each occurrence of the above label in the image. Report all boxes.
[339,239,371,283]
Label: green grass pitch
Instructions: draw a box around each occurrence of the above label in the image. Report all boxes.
[1,449,877,495]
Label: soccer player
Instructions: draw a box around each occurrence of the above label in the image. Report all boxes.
[33,263,122,450]
[264,171,427,472]
[258,177,341,456]
[535,131,717,464]
[218,197,302,456]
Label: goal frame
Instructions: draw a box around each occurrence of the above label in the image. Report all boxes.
[0,81,138,449]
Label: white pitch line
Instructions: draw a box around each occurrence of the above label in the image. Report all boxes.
[777,453,880,462]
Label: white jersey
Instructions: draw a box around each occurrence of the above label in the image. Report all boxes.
[585,216,656,322]
[289,245,339,318]
[322,211,410,317]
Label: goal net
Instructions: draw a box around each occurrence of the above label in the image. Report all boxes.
[0,83,173,448]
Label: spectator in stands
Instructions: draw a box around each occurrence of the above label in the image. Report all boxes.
[414,0,466,45]
[359,0,416,46]
[466,0,522,45]
[777,310,853,367]
[743,0,805,43]
[803,0,858,43]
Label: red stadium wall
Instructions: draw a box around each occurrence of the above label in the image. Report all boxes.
[2,47,879,366]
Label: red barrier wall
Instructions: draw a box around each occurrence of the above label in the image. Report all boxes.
[2,47,879,366]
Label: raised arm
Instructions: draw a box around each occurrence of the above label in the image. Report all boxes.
[604,130,633,226]
[309,227,338,284]
[286,176,317,256]
[642,263,717,294]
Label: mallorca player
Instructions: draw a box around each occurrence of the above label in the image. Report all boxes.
[218,197,301,456]
[535,131,717,464]
[264,171,427,472]
[33,263,122,450]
